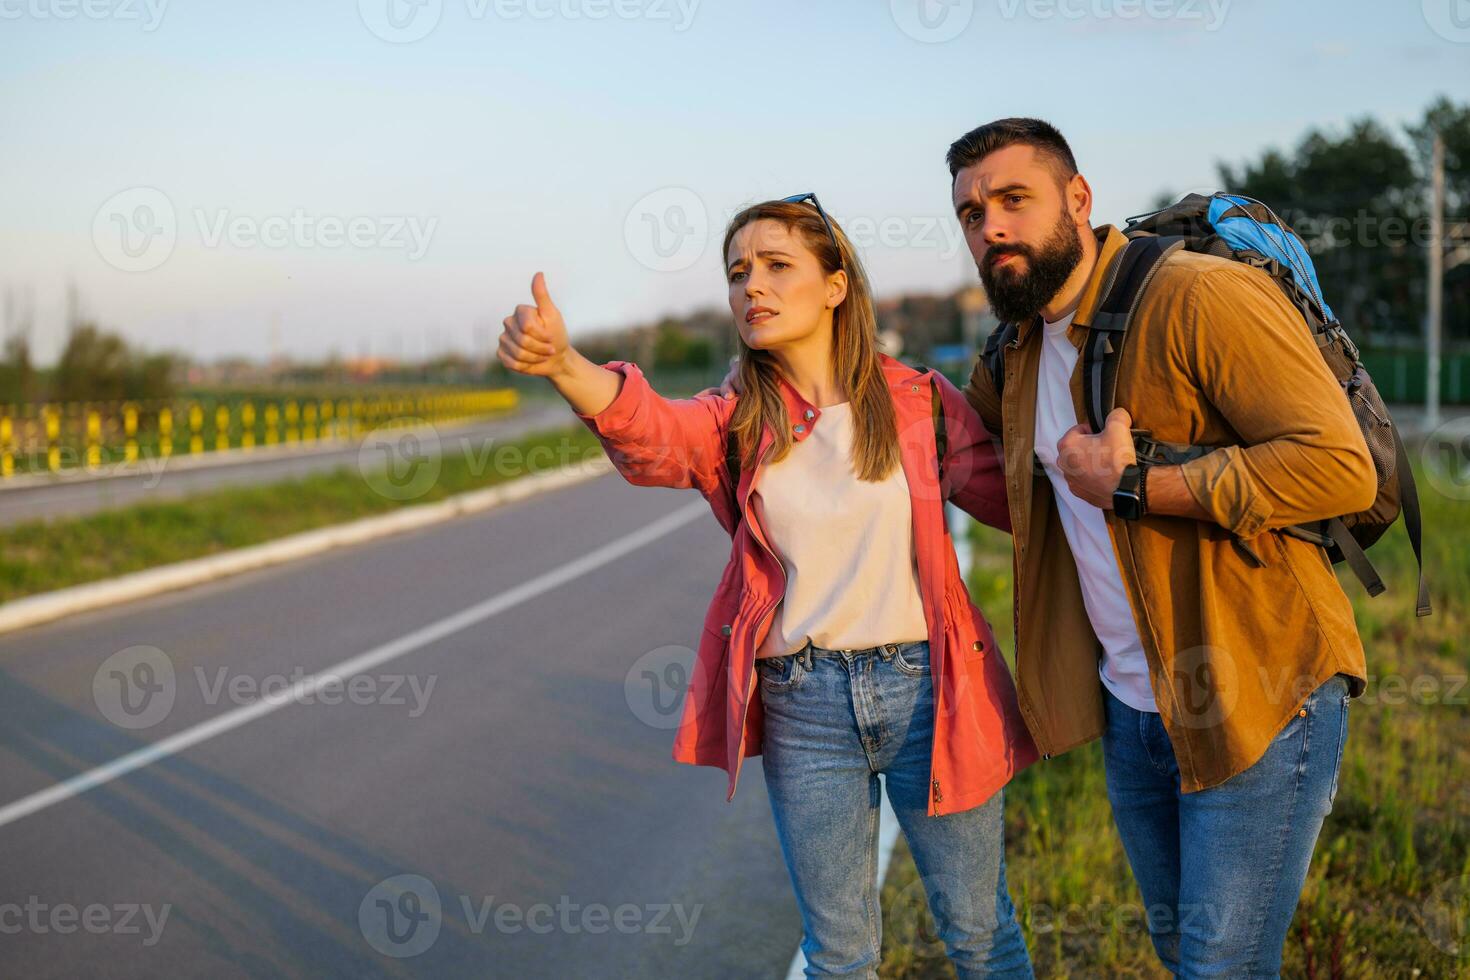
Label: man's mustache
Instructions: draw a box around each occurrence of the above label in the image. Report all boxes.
[984,245,1030,271]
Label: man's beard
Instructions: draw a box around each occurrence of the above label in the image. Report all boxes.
[978,208,1084,324]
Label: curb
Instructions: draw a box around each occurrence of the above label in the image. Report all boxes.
[0,457,614,637]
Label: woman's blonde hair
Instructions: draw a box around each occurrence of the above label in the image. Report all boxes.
[720,200,899,482]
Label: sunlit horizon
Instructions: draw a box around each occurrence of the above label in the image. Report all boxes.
[2,0,1464,365]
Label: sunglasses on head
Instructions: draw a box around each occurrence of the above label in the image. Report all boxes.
[781,192,843,269]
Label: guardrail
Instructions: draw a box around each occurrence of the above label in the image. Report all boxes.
[0,389,519,479]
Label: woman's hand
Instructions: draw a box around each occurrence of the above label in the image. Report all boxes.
[498,271,622,416]
[694,356,743,399]
[499,272,571,377]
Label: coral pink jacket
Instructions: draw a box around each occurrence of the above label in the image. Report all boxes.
[575,353,1038,816]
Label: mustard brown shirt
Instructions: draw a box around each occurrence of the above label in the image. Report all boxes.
[964,224,1375,792]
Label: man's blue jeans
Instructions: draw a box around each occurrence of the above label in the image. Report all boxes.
[758,639,1033,979]
[1102,673,1352,978]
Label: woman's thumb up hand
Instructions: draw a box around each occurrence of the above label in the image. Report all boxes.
[498,272,571,377]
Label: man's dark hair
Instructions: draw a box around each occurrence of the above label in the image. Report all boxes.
[946,117,1078,187]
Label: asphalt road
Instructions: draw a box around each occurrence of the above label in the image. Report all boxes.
[0,402,577,527]
[0,471,802,978]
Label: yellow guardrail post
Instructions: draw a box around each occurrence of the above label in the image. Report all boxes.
[44,404,59,472]
[188,401,203,455]
[285,400,299,443]
[86,407,102,470]
[215,403,230,453]
[123,401,138,465]
[242,401,256,450]
[159,406,173,459]
[1,411,12,478]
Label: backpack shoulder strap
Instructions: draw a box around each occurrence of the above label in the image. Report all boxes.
[1392,424,1432,617]
[981,321,1019,400]
[1081,235,1186,432]
[724,426,742,512]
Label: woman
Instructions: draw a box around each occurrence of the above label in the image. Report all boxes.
[498,196,1037,978]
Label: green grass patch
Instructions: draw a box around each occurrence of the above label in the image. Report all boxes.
[0,424,601,603]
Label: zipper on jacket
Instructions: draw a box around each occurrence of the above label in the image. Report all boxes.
[726,437,788,793]
[931,777,943,804]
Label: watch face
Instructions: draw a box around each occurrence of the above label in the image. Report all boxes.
[1114,491,1140,520]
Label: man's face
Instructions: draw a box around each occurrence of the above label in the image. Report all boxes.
[952,143,1087,323]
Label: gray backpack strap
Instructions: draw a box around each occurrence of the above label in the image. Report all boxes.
[1080,236,1186,432]
[724,427,741,499]
[1324,517,1386,598]
[1391,424,1432,617]
[981,321,1019,400]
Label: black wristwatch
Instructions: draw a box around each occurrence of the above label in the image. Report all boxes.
[1113,463,1148,520]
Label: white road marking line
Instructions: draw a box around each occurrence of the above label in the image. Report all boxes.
[0,500,708,831]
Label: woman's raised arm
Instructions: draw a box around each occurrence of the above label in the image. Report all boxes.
[498,273,734,505]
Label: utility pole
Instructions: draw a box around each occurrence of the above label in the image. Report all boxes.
[1427,133,1444,431]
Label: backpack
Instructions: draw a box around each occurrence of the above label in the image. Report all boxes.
[723,369,950,508]
[980,192,1430,617]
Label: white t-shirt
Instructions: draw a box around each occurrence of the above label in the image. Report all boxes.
[1032,311,1158,713]
[751,401,929,659]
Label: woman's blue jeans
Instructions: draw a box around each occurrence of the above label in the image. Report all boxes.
[758,638,1034,979]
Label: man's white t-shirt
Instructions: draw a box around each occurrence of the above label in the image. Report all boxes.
[1031,311,1158,713]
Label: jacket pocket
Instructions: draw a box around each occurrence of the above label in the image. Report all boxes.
[755,653,806,693]
[944,580,992,663]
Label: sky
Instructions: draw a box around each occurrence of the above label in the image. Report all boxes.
[0,0,1466,365]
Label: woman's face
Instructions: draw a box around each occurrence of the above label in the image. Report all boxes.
[725,218,844,351]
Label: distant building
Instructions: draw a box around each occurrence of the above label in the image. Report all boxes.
[344,356,398,381]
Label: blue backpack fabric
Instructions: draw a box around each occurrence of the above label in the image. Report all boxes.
[1145,192,1336,325]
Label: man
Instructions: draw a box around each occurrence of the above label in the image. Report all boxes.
[949,117,1374,977]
